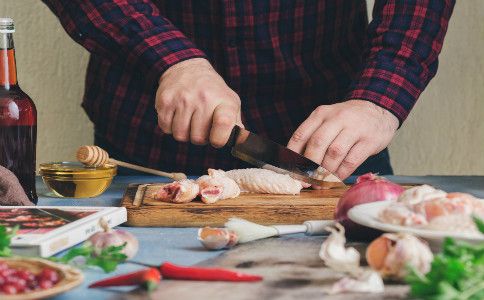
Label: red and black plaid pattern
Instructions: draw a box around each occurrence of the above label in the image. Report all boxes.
[43,0,454,174]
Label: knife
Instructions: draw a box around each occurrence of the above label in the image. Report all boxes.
[225,126,346,188]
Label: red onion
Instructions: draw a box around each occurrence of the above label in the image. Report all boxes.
[334,173,404,240]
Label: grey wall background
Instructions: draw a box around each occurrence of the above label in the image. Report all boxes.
[1,0,483,175]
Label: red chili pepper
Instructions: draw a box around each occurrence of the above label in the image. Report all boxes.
[159,262,262,282]
[89,267,161,291]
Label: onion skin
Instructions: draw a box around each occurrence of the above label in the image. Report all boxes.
[335,173,405,240]
[365,235,390,270]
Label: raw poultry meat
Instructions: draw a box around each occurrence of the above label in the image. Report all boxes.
[379,185,484,234]
[196,169,240,204]
[378,203,428,226]
[153,179,199,203]
[225,168,305,195]
[397,184,447,206]
[154,167,310,204]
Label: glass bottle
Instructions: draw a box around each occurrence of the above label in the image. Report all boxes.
[0,17,37,204]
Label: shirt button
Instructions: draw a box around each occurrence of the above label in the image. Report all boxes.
[228,39,236,47]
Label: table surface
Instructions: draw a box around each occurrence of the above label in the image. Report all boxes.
[35,175,484,300]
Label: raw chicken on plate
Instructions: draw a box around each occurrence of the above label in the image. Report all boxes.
[379,185,484,234]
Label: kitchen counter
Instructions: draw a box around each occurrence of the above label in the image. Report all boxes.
[37,175,484,300]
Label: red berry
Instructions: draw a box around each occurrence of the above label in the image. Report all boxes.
[15,269,35,281]
[2,283,18,295]
[39,279,53,289]
[11,280,26,293]
[39,268,59,283]
[6,275,20,284]
[0,268,14,278]
[0,262,8,270]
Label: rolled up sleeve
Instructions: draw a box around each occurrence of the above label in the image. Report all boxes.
[42,0,207,83]
[344,0,455,125]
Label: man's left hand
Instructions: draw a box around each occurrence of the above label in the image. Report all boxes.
[287,100,399,180]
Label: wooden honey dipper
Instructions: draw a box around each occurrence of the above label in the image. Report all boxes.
[76,145,187,180]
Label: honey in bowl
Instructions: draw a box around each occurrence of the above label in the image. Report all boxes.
[39,162,116,198]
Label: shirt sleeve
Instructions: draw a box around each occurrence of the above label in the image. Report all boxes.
[344,0,455,125]
[42,0,207,83]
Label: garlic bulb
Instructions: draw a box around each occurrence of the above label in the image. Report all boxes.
[88,218,139,259]
[366,233,433,279]
[319,223,360,275]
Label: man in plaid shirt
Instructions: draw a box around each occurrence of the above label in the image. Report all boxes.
[43,1,454,179]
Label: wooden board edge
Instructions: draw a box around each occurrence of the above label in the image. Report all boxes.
[123,203,336,227]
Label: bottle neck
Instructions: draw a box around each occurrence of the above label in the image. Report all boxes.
[0,32,17,89]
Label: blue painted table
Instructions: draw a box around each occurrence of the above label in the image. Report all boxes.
[36,175,484,299]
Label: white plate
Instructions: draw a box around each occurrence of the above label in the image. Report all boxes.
[348,201,484,250]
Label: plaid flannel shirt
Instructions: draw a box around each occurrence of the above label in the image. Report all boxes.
[43,0,454,173]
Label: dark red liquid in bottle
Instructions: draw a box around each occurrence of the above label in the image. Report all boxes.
[0,25,38,204]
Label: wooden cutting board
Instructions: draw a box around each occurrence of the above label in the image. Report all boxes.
[121,183,348,227]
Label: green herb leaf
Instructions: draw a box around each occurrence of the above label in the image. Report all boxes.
[86,244,128,273]
[50,244,94,264]
[0,225,18,257]
[50,242,127,273]
[473,215,484,234]
[405,237,484,300]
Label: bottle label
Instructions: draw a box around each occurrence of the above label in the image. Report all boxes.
[0,48,17,87]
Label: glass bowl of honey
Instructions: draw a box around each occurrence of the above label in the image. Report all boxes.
[39,162,117,198]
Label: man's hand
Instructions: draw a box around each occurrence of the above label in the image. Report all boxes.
[287,100,399,180]
[156,58,242,147]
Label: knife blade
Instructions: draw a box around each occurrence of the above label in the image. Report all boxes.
[225,126,345,188]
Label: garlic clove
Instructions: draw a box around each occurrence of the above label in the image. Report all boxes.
[116,230,139,259]
[320,223,384,295]
[329,270,384,294]
[319,223,360,275]
[226,230,239,247]
[198,227,237,250]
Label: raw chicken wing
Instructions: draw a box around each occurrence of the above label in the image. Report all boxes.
[225,168,305,195]
[196,169,240,204]
[153,179,199,203]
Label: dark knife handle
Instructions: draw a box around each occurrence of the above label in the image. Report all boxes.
[225,125,241,148]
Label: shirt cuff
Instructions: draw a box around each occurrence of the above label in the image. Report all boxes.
[343,60,424,127]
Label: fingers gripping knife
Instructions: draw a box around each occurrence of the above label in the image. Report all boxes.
[225,126,345,188]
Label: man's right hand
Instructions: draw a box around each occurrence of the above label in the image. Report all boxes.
[156,58,242,148]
